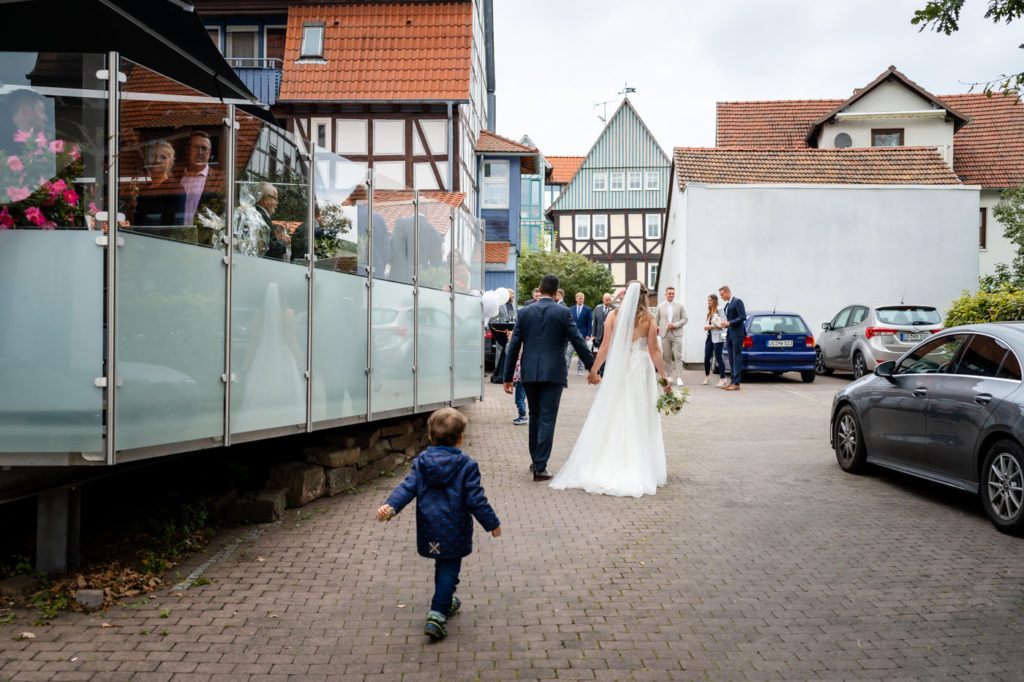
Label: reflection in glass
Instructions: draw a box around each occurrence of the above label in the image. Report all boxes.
[372,279,415,412]
[418,288,452,404]
[313,271,367,420]
[378,192,416,284]
[417,196,452,291]
[454,294,483,399]
[310,150,363,274]
[1,53,106,230]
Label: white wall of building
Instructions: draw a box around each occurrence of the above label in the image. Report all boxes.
[662,182,981,365]
[979,188,1015,279]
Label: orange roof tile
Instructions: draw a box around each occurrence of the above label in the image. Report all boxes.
[476,130,534,154]
[278,3,472,102]
[547,156,584,184]
[944,92,1024,188]
[716,99,842,149]
[484,241,510,264]
[673,147,962,187]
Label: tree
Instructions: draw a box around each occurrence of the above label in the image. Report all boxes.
[912,0,1024,91]
[980,186,1024,291]
[516,250,615,306]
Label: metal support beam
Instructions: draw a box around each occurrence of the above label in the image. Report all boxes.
[104,51,121,466]
[36,487,81,575]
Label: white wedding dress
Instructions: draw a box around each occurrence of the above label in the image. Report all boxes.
[550,283,667,497]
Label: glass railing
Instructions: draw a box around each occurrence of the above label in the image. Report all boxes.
[0,51,483,464]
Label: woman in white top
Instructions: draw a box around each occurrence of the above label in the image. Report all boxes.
[702,293,727,387]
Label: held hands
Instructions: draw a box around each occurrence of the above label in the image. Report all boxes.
[587,371,601,385]
[491,526,501,537]
[376,504,395,521]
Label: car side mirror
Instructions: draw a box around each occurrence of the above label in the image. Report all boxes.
[874,360,896,380]
[821,322,831,331]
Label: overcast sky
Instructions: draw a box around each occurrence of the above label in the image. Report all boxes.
[492,0,1023,156]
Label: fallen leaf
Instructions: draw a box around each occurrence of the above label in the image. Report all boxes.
[16,632,35,640]
[256,557,265,562]
[76,575,86,588]
[397,604,407,608]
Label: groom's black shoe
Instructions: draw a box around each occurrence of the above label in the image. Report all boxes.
[532,470,553,481]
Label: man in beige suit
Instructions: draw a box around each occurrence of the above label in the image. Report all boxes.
[656,286,687,385]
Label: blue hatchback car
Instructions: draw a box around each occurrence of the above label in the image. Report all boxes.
[722,311,817,383]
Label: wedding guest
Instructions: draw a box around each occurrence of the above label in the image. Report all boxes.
[376,408,501,641]
[702,293,727,387]
[255,181,290,261]
[180,130,213,225]
[132,140,178,226]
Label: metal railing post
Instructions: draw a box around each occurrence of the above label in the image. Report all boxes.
[221,105,238,447]
[450,206,455,404]
[413,190,420,412]
[305,146,315,432]
[365,169,374,421]
[103,51,121,466]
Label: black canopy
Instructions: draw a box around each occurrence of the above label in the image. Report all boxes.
[0,0,274,122]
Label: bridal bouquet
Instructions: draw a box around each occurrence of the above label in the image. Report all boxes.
[657,378,689,416]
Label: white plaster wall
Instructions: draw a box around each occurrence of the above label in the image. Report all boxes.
[979,189,1015,278]
[821,117,954,152]
[662,183,980,365]
[847,81,932,113]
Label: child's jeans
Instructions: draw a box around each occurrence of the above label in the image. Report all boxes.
[514,382,526,418]
[431,557,462,616]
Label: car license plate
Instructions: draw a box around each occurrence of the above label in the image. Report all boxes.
[766,339,793,348]
[901,332,927,342]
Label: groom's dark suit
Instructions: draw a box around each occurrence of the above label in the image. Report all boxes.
[503,297,595,476]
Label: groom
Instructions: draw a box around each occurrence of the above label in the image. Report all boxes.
[504,274,597,481]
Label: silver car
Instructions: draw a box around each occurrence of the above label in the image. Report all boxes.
[816,304,944,379]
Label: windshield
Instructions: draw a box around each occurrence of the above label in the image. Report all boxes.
[749,315,809,335]
[875,306,941,326]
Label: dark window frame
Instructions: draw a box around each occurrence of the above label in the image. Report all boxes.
[980,207,988,249]
[871,128,904,147]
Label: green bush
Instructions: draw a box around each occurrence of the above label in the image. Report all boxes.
[944,286,1024,326]
[517,250,615,306]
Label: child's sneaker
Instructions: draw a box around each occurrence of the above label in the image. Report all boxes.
[512,416,528,425]
[424,613,447,640]
[449,596,461,616]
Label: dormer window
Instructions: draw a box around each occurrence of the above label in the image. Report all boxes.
[301,22,325,59]
[872,128,903,147]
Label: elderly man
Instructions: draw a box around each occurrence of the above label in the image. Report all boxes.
[255,181,290,261]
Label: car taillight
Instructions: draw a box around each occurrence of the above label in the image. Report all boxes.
[931,327,943,334]
[743,335,752,348]
[805,334,814,347]
[865,327,897,339]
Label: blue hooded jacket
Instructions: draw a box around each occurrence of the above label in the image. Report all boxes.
[385,446,500,559]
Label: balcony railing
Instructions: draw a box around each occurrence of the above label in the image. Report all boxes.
[227,57,282,106]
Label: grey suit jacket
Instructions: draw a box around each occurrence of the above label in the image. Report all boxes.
[592,303,615,342]
[656,301,688,337]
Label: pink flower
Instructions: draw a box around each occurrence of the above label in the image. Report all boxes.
[34,131,47,148]
[24,206,46,226]
[48,139,64,153]
[0,207,13,228]
[46,179,67,198]
[41,220,57,230]
[5,186,30,202]
[6,156,23,172]
[70,145,81,161]
[87,201,99,215]
[13,130,31,143]
[63,188,79,205]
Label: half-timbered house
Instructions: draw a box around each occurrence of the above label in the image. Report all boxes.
[546,99,671,291]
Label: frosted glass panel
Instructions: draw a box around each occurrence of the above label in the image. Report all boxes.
[116,235,225,450]
[454,294,482,400]
[371,279,414,412]
[417,197,450,291]
[0,232,103,452]
[417,288,451,405]
[313,270,367,420]
[231,256,309,435]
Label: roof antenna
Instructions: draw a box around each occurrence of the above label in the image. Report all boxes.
[593,98,615,123]
[900,289,905,305]
[772,295,778,314]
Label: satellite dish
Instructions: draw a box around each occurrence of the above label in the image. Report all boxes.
[835,133,852,149]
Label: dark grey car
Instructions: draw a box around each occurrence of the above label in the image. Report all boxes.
[830,323,1024,536]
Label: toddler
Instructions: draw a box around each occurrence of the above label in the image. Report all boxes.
[377,407,501,640]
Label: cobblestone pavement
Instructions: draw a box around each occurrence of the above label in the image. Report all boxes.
[2,370,1024,681]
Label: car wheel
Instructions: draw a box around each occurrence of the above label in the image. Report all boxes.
[852,352,868,379]
[833,405,867,473]
[815,347,833,375]
[981,439,1024,536]
[800,370,815,383]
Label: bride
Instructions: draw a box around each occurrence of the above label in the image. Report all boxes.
[550,280,671,497]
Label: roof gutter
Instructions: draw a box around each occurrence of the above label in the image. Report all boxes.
[484,0,496,132]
